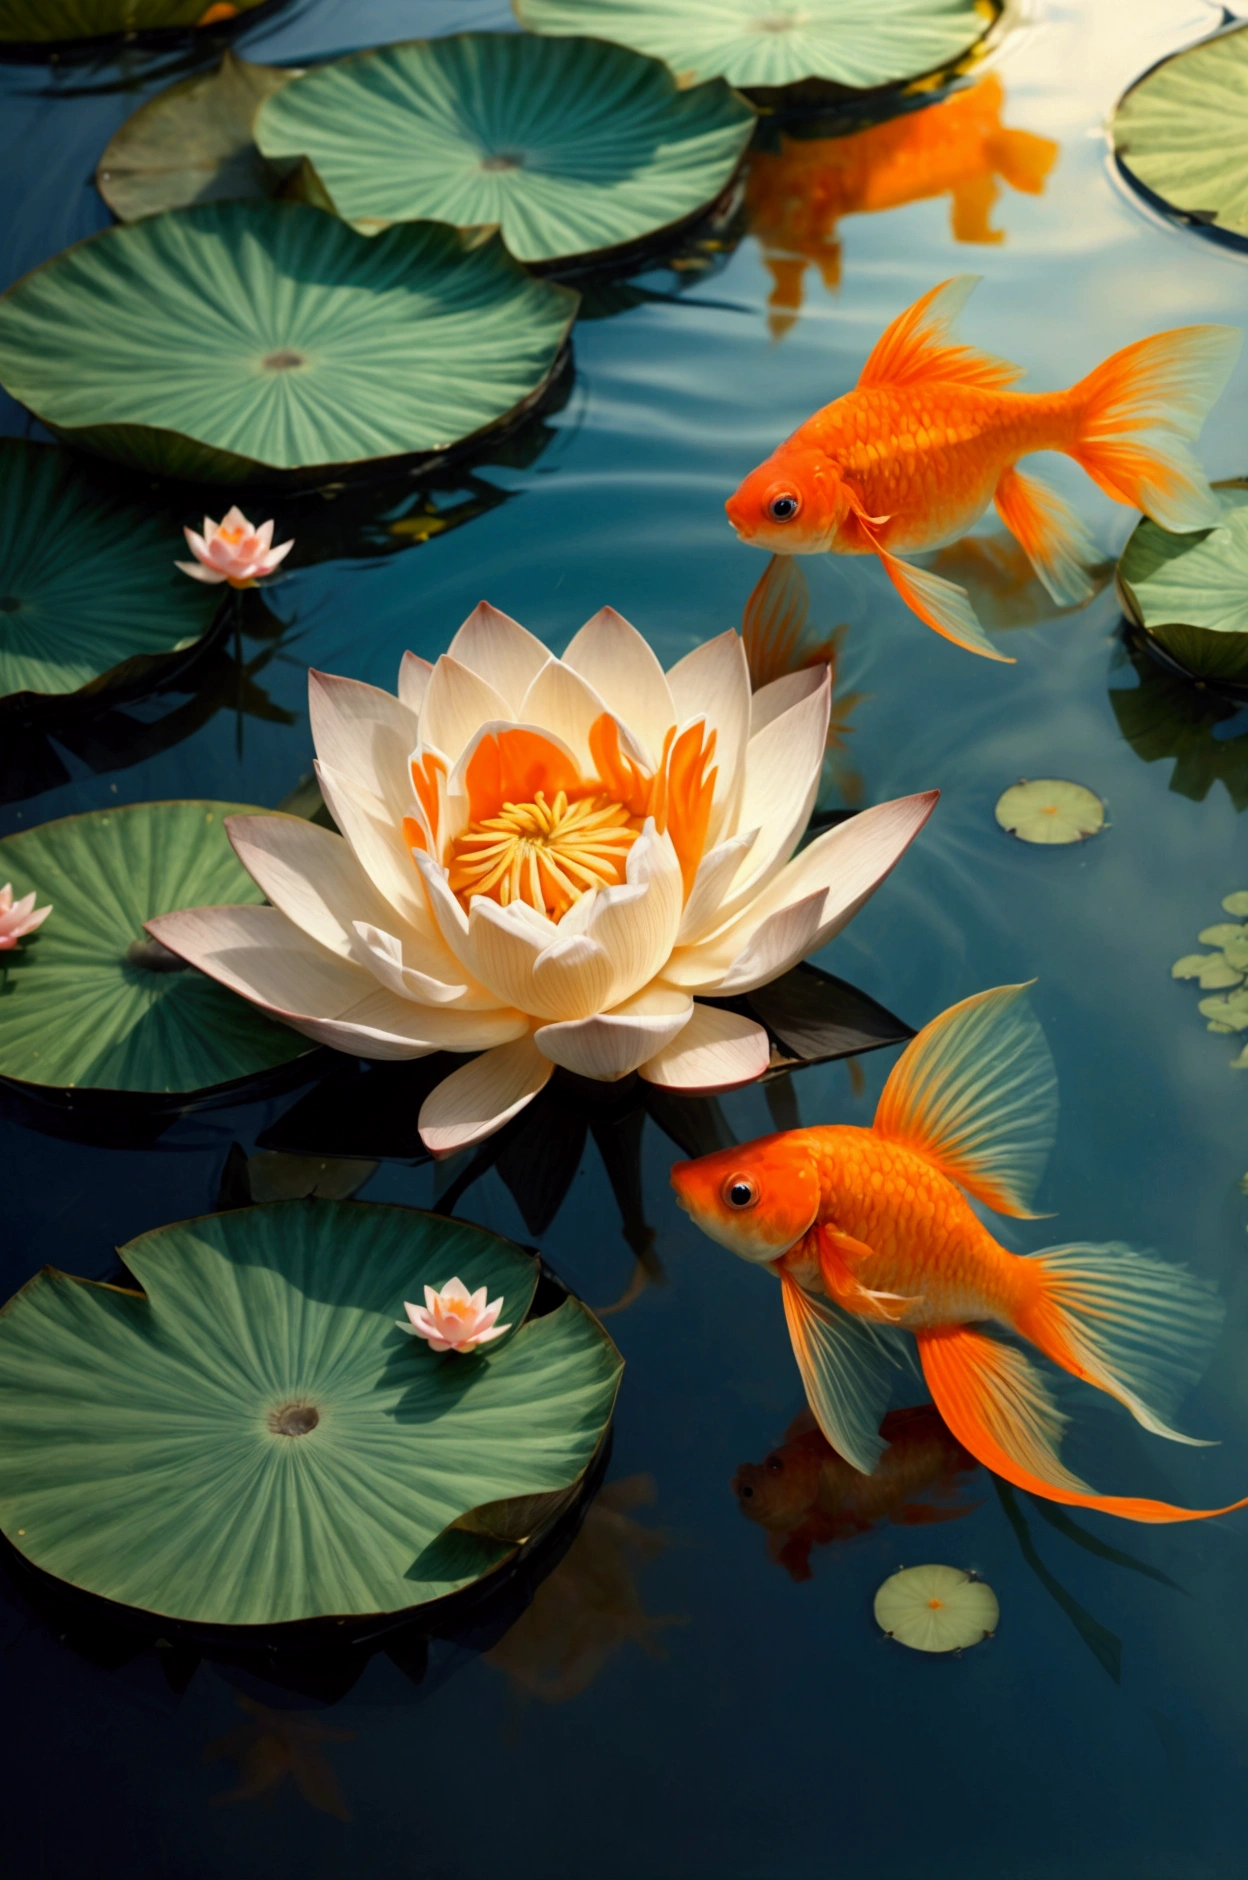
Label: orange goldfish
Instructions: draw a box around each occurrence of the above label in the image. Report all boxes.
[673,984,1248,1524]
[726,275,1240,660]
[735,1402,979,1580]
[745,77,1057,338]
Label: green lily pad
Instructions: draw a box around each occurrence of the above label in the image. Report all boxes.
[0,0,272,42]
[994,778,1106,844]
[0,441,220,709]
[0,201,578,486]
[1113,23,1248,241]
[0,1200,623,1627]
[96,53,301,224]
[1224,891,1248,916]
[1117,485,1248,686]
[0,801,311,1097]
[512,0,990,94]
[255,33,755,266]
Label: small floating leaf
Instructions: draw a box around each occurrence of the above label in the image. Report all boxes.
[1117,486,1248,684]
[0,440,219,708]
[96,52,300,224]
[1113,23,1248,241]
[0,1200,623,1626]
[0,801,311,1097]
[513,0,990,95]
[994,778,1106,845]
[1198,990,1248,1031]
[255,33,756,266]
[1170,953,1246,989]
[873,1563,997,1653]
[1223,891,1248,916]
[0,201,577,486]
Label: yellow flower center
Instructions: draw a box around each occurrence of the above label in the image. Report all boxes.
[447,789,640,920]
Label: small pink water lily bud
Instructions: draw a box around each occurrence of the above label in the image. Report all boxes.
[0,882,51,951]
[176,505,294,588]
[397,1277,511,1354]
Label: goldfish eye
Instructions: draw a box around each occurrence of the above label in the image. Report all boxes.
[766,1455,784,1475]
[767,493,800,522]
[722,1174,759,1210]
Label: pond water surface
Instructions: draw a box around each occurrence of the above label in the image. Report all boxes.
[3,3,1248,1876]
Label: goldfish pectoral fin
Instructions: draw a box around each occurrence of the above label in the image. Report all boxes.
[873,983,1058,1216]
[872,543,1013,662]
[917,1325,1248,1526]
[779,1271,905,1474]
[1069,323,1242,532]
[855,274,1025,393]
[993,464,1099,607]
[1021,1241,1225,1445]
[742,553,810,692]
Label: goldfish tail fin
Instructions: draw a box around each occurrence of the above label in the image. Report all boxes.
[779,1270,906,1474]
[986,125,1059,196]
[1069,325,1241,531]
[873,983,1057,1216]
[993,464,1099,606]
[856,275,1025,392]
[1018,1242,1224,1444]
[917,1324,1248,1525]
[868,533,1013,662]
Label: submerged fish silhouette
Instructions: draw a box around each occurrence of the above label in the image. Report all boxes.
[726,275,1240,660]
[735,1402,980,1580]
[745,77,1057,338]
[674,984,1248,1525]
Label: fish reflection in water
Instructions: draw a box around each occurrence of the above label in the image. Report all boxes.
[486,1476,684,1702]
[734,1404,980,1581]
[204,1695,354,1820]
[745,77,1058,340]
[742,553,866,808]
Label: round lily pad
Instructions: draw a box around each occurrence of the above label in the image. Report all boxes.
[97,53,301,224]
[512,0,990,94]
[0,201,578,486]
[873,1563,997,1652]
[0,0,276,45]
[0,1200,623,1628]
[994,778,1106,845]
[255,33,756,267]
[1113,24,1248,242]
[0,801,312,1098]
[0,441,221,710]
[1117,485,1248,686]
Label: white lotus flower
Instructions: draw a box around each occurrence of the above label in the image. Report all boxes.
[148,604,935,1154]
[176,505,294,587]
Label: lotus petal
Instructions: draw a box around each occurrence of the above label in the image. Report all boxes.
[446,601,550,710]
[308,669,419,819]
[535,988,693,1080]
[563,606,676,768]
[418,1034,554,1155]
[639,1001,770,1090]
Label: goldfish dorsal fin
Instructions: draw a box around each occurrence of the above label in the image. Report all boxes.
[779,1271,905,1474]
[873,984,1057,1217]
[856,276,1025,393]
[917,1324,1248,1525]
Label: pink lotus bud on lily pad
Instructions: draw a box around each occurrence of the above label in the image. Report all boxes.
[0,882,51,951]
[398,1277,511,1354]
[176,506,294,588]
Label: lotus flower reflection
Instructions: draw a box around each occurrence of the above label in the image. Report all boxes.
[0,882,51,950]
[399,1277,511,1353]
[148,605,936,1152]
[177,506,294,588]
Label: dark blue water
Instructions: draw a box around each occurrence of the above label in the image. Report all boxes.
[4,2,1248,1875]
